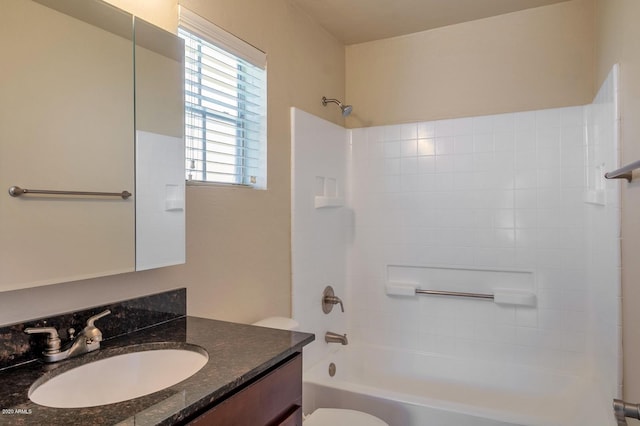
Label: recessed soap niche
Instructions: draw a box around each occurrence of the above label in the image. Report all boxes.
[314,176,344,208]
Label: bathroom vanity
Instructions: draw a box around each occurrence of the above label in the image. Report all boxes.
[188,353,303,425]
[0,290,314,425]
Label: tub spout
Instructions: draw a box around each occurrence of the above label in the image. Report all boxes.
[325,331,348,345]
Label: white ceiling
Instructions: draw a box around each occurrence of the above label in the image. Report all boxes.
[292,0,571,45]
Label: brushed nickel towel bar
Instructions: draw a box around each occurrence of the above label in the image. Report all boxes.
[386,283,537,306]
[8,186,132,199]
[604,159,640,182]
[415,289,494,300]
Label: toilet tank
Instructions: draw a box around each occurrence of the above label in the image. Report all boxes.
[252,316,299,331]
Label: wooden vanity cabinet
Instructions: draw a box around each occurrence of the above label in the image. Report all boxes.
[188,353,302,426]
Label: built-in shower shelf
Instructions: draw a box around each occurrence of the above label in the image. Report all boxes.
[385,265,536,307]
[314,196,344,209]
[385,282,537,307]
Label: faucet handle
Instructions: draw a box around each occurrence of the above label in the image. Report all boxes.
[86,310,111,327]
[325,296,344,312]
[83,310,111,342]
[24,327,62,354]
[322,286,345,313]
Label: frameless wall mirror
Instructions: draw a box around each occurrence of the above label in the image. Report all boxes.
[0,0,185,292]
[133,18,186,271]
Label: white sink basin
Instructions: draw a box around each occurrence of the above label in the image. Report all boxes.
[29,347,208,408]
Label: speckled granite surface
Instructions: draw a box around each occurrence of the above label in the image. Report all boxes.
[0,289,186,370]
[0,316,314,425]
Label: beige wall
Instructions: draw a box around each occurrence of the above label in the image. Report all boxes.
[595,0,640,402]
[104,0,178,32]
[345,0,594,128]
[0,0,345,325]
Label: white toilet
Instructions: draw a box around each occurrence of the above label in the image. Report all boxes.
[252,317,389,426]
[252,316,301,330]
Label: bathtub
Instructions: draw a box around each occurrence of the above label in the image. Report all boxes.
[302,344,614,426]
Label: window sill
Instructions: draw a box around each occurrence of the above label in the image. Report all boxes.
[185,180,261,190]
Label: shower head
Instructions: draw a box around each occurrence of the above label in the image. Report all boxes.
[322,96,353,117]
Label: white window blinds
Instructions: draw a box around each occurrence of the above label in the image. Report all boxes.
[179,7,267,188]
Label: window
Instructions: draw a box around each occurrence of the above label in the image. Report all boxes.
[179,8,267,188]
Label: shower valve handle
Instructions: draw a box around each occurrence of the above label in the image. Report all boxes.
[325,296,344,312]
[322,286,344,313]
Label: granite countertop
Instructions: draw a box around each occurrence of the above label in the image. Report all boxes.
[0,316,314,425]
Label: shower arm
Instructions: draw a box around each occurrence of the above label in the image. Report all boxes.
[321,96,352,116]
[322,97,340,106]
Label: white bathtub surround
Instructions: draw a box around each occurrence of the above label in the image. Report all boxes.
[303,346,614,426]
[349,105,591,373]
[291,108,349,369]
[585,65,622,404]
[291,66,620,426]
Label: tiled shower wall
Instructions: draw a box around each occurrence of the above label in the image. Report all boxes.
[292,72,620,382]
[348,107,593,373]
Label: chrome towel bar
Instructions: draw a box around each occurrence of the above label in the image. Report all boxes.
[614,398,640,425]
[604,159,640,182]
[8,186,132,199]
[415,289,494,300]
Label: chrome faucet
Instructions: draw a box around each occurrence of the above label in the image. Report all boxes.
[325,331,348,345]
[24,310,111,363]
